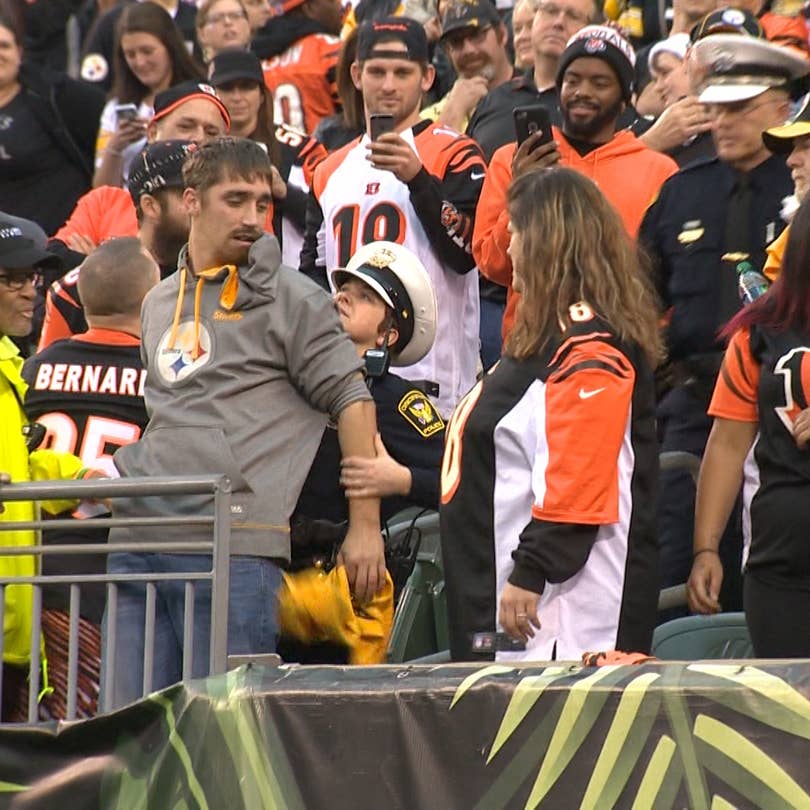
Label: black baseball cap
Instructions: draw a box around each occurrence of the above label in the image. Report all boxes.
[690,7,764,42]
[0,218,61,271]
[440,0,500,40]
[209,49,264,87]
[0,211,48,251]
[357,17,429,63]
[128,140,196,204]
[151,81,231,130]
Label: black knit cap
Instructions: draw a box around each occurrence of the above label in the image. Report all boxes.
[357,16,429,63]
[128,140,196,204]
[556,25,636,102]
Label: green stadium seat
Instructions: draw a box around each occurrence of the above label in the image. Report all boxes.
[652,613,754,660]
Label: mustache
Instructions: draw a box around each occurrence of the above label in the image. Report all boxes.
[231,229,263,242]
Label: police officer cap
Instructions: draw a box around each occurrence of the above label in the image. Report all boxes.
[692,34,810,103]
[763,94,810,152]
[330,241,437,367]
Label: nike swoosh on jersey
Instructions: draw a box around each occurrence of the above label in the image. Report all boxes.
[579,387,606,399]
[471,171,485,180]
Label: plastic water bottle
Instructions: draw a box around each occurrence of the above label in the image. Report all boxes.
[737,261,770,305]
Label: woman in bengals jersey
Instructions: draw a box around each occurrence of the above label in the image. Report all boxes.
[209,49,327,265]
[440,168,662,661]
[688,197,810,657]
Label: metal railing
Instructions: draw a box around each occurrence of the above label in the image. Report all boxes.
[0,475,231,722]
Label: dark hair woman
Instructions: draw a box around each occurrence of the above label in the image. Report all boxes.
[0,11,105,236]
[209,48,327,266]
[688,195,810,657]
[93,1,204,189]
[440,167,662,662]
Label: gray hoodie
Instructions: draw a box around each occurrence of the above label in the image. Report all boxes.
[111,236,370,559]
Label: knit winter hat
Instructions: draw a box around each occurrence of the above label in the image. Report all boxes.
[556,25,636,102]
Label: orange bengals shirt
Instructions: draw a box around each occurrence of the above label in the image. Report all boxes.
[261,33,341,134]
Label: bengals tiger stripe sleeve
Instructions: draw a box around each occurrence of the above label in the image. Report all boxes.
[709,327,760,422]
[406,128,487,275]
[508,340,637,593]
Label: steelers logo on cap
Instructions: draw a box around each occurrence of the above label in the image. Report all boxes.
[80,53,109,82]
[584,38,607,54]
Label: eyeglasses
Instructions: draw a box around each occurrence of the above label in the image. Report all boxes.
[205,10,247,25]
[0,270,42,291]
[443,25,493,51]
[536,2,591,26]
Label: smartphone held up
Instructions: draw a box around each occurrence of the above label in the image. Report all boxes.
[513,104,553,152]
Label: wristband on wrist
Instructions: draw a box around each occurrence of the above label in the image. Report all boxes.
[693,548,720,559]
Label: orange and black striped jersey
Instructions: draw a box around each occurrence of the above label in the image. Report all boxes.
[23,328,148,477]
[440,309,659,661]
[261,34,341,134]
[22,328,148,622]
[301,119,486,416]
[710,325,810,585]
[274,122,327,266]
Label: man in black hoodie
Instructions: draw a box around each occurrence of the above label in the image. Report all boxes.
[253,0,343,133]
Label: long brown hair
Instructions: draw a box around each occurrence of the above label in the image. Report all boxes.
[505,168,663,367]
[111,2,204,104]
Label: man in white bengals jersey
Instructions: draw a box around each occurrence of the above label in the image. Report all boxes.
[300,16,486,417]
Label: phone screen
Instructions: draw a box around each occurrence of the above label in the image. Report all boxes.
[369,113,395,141]
[115,104,139,123]
[513,105,553,149]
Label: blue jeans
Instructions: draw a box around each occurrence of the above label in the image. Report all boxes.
[101,552,281,710]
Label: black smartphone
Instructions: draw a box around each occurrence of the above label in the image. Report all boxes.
[369,113,395,141]
[114,102,139,123]
[472,632,527,653]
[513,104,553,149]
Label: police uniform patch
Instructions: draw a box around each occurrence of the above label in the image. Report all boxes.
[397,390,444,437]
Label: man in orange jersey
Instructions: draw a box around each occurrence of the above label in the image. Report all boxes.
[473,25,677,343]
[255,0,344,133]
[301,17,487,417]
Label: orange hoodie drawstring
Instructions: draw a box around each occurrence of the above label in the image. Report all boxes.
[167,266,188,351]
[167,264,239,360]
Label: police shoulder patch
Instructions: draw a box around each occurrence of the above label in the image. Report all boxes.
[397,390,444,437]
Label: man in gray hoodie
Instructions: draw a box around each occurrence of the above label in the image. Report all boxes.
[105,137,382,709]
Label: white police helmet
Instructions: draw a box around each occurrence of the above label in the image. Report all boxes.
[330,241,437,367]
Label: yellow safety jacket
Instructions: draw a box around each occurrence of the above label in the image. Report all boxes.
[0,336,83,666]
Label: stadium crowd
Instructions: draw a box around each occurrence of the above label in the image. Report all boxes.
[3,0,810,717]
